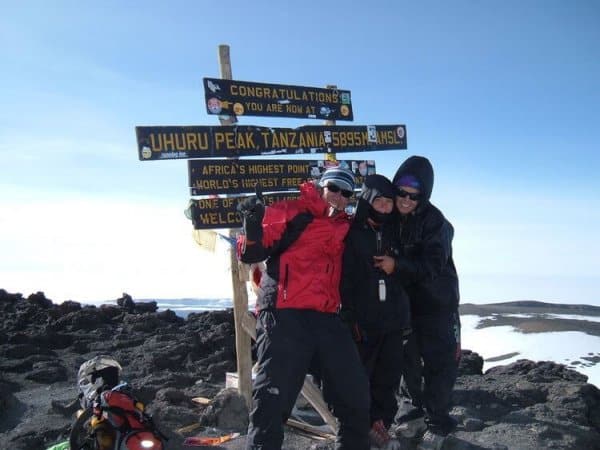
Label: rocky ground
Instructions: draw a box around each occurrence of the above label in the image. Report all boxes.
[1,289,599,450]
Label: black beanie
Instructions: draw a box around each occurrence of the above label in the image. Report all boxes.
[359,174,395,224]
[359,174,396,203]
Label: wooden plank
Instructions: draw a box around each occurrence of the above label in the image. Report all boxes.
[301,378,338,434]
[286,418,336,440]
[176,422,202,434]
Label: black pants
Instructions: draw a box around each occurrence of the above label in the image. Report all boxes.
[358,329,405,428]
[401,312,460,434]
[246,309,370,450]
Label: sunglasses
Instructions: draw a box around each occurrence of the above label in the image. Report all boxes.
[326,183,353,198]
[397,188,421,201]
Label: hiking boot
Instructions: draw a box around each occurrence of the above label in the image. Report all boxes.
[393,416,427,438]
[417,430,446,450]
[396,407,425,424]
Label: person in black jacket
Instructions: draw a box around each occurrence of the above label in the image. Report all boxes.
[340,174,411,450]
[392,156,461,446]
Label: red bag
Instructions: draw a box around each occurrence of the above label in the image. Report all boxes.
[100,390,145,430]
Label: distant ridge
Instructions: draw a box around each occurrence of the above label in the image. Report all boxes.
[461,300,600,316]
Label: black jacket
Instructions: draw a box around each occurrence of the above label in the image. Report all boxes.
[340,199,411,334]
[393,156,460,316]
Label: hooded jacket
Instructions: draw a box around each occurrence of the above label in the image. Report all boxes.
[340,176,411,334]
[392,156,460,315]
[240,181,351,313]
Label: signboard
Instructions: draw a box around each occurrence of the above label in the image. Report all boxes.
[189,192,301,230]
[203,78,353,121]
[136,124,407,160]
[188,159,376,195]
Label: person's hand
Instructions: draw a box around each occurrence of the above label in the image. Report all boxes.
[237,196,264,219]
[373,255,395,274]
[237,195,264,241]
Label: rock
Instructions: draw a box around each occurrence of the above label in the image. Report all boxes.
[459,349,484,376]
[1,289,599,450]
[463,417,484,431]
[200,388,249,432]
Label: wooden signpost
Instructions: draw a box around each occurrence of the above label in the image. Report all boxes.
[136,44,408,435]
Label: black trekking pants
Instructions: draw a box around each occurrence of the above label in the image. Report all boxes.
[246,309,370,450]
[401,311,460,434]
[358,329,405,428]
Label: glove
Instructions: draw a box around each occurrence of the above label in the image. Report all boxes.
[237,195,265,241]
[237,195,264,219]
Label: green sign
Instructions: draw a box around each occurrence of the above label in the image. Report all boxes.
[136,124,407,160]
[203,78,353,121]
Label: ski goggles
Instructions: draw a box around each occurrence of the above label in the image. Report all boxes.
[396,188,421,201]
[326,183,354,198]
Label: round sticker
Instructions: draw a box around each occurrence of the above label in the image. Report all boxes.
[340,105,350,116]
[233,103,245,115]
[207,98,222,114]
[141,146,152,159]
[396,126,405,139]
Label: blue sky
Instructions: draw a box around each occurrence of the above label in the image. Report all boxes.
[1,1,598,305]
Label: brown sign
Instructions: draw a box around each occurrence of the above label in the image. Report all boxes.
[203,78,353,121]
[189,192,301,230]
[188,159,376,195]
[136,125,407,160]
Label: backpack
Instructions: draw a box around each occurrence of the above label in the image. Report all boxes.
[92,384,165,450]
[71,356,165,450]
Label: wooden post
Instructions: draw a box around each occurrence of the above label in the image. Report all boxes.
[217,44,253,410]
[324,84,337,162]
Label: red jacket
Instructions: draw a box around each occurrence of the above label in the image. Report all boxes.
[240,182,351,313]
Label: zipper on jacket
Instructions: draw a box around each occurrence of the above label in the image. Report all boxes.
[283,264,289,301]
[376,230,386,301]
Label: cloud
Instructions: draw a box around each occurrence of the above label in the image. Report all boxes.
[0,191,234,302]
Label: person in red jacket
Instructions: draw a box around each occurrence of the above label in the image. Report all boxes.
[238,167,370,450]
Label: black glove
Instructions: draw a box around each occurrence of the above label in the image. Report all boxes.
[237,195,265,241]
[237,195,264,219]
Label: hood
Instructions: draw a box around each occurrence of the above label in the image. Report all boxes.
[392,155,434,203]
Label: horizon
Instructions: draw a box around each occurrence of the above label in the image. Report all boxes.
[1,2,599,306]
[8,290,599,310]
